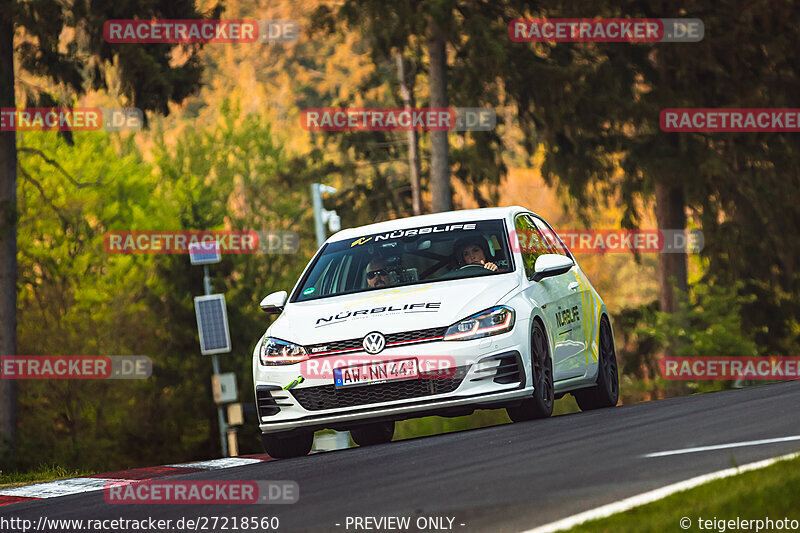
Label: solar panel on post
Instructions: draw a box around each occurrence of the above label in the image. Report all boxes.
[189,239,221,265]
[194,294,232,354]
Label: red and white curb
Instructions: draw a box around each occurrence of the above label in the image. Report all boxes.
[0,455,273,507]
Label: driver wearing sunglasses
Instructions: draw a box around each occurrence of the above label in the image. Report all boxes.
[365,257,397,288]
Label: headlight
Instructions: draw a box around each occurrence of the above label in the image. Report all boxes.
[443,306,515,341]
[259,337,308,366]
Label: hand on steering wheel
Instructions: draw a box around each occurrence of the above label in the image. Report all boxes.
[459,261,498,272]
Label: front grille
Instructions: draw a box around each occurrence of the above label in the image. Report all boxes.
[386,326,447,344]
[290,366,468,411]
[305,326,447,354]
[307,338,363,353]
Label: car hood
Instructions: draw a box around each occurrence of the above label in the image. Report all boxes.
[267,274,520,345]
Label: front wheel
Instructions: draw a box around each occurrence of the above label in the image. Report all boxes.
[507,321,554,422]
[261,432,313,459]
[574,316,619,410]
[350,421,395,446]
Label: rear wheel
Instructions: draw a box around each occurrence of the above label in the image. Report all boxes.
[350,421,395,446]
[507,321,554,422]
[574,316,619,410]
[261,432,313,459]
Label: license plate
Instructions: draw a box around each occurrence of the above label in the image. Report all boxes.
[333,358,419,389]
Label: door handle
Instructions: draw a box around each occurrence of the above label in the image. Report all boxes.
[568,282,580,291]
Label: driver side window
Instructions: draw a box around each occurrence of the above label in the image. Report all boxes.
[532,217,570,258]
[514,215,551,278]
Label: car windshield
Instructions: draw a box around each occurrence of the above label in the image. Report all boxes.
[293,219,513,302]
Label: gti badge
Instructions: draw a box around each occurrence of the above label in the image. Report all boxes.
[362,332,386,354]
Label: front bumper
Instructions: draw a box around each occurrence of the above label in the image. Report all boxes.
[253,329,531,434]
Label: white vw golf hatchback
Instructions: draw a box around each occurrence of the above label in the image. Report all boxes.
[253,207,618,457]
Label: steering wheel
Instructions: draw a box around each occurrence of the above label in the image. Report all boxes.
[459,263,489,271]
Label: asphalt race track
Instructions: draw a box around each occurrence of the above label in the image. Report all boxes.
[3,381,800,532]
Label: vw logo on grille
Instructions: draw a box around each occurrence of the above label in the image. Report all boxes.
[362,332,386,354]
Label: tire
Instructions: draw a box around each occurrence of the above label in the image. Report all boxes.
[261,432,313,459]
[507,320,554,422]
[574,316,619,411]
[350,421,395,446]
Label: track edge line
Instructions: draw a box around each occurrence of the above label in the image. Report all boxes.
[520,451,800,533]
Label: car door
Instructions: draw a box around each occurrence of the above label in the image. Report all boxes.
[531,216,588,380]
[514,214,582,382]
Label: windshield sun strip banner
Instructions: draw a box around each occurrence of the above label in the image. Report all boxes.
[346,222,479,248]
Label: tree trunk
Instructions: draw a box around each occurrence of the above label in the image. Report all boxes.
[395,53,422,216]
[427,17,452,213]
[654,181,688,313]
[0,16,18,451]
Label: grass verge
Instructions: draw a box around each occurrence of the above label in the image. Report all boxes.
[0,463,93,490]
[568,453,800,532]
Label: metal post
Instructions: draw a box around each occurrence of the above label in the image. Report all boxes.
[203,264,213,296]
[311,183,326,248]
[205,264,228,457]
[212,354,228,457]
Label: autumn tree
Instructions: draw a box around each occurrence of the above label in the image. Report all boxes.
[0,0,220,451]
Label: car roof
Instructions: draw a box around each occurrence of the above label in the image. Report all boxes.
[326,206,533,243]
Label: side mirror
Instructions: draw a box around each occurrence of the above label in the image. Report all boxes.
[260,291,288,314]
[532,254,574,282]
